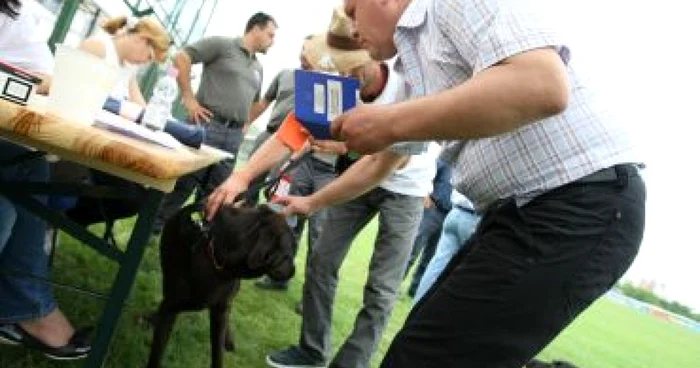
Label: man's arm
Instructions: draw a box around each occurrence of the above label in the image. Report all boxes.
[333,48,570,153]
[278,150,408,216]
[205,133,293,218]
[173,50,213,123]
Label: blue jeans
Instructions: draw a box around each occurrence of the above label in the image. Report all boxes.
[413,205,480,302]
[0,139,55,323]
[405,207,446,296]
[0,195,17,252]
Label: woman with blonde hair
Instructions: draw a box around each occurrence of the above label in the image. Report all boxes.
[64,17,171,228]
[80,15,170,105]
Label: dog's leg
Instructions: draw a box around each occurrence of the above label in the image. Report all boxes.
[224,315,235,352]
[145,305,178,368]
[209,303,230,368]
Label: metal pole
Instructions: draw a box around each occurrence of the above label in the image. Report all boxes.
[47,0,83,53]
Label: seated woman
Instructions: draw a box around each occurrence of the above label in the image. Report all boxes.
[65,15,170,226]
[0,1,90,359]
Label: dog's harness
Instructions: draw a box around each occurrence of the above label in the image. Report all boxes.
[184,205,226,271]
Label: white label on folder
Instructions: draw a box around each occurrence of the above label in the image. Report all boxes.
[327,79,343,121]
[314,83,325,114]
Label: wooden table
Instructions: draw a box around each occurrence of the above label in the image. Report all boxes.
[0,98,229,367]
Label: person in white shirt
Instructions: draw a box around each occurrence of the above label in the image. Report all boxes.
[206,8,428,368]
[64,16,171,227]
[0,0,90,360]
[79,15,171,106]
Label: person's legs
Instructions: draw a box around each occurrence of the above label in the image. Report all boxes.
[199,123,244,198]
[152,169,200,233]
[267,195,376,367]
[406,208,444,296]
[154,122,242,232]
[381,169,646,368]
[0,141,82,351]
[304,158,337,255]
[332,189,423,368]
[413,207,480,302]
[0,196,17,253]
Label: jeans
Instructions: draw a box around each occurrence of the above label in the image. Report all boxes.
[0,195,17,252]
[405,207,446,296]
[413,206,480,302]
[381,165,646,368]
[155,120,244,230]
[0,139,55,323]
[299,187,424,368]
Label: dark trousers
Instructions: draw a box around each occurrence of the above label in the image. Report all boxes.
[381,165,646,368]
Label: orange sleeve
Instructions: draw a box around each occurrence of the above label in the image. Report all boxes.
[276,112,310,152]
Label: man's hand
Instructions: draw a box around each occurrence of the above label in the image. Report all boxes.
[182,96,213,124]
[205,173,250,220]
[274,195,318,218]
[331,103,396,154]
[310,139,348,155]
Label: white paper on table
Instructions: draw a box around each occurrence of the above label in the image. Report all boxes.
[93,110,183,150]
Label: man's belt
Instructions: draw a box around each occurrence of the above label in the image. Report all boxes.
[209,112,243,129]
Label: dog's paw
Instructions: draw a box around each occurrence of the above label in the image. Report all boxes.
[224,339,236,353]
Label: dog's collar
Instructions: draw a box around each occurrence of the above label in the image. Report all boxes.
[206,238,225,271]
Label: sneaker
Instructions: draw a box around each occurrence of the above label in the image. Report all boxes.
[0,324,22,346]
[0,323,91,360]
[266,345,326,368]
[255,276,289,291]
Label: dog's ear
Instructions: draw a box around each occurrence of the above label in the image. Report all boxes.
[246,210,296,279]
[247,230,278,269]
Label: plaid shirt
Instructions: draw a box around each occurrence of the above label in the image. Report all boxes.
[394,0,640,212]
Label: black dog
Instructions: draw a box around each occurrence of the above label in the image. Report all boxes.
[145,203,296,368]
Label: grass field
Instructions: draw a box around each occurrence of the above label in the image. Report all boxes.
[0,217,698,367]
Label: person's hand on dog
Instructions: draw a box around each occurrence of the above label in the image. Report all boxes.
[206,174,249,220]
[273,195,318,218]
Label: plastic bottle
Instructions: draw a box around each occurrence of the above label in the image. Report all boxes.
[142,66,179,130]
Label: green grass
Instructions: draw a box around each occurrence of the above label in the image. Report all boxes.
[1,217,698,368]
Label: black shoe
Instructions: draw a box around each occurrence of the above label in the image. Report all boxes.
[294,302,303,316]
[0,324,92,360]
[266,345,326,368]
[255,276,289,291]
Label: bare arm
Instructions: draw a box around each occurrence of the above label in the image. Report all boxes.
[333,48,570,153]
[174,50,212,123]
[205,133,294,218]
[395,48,569,139]
[173,50,195,101]
[279,150,408,216]
[79,38,107,59]
[236,133,293,184]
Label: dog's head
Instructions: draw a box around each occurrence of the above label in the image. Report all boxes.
[206,204,296,281]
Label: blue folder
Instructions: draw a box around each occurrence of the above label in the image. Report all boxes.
[294,69,360,139]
